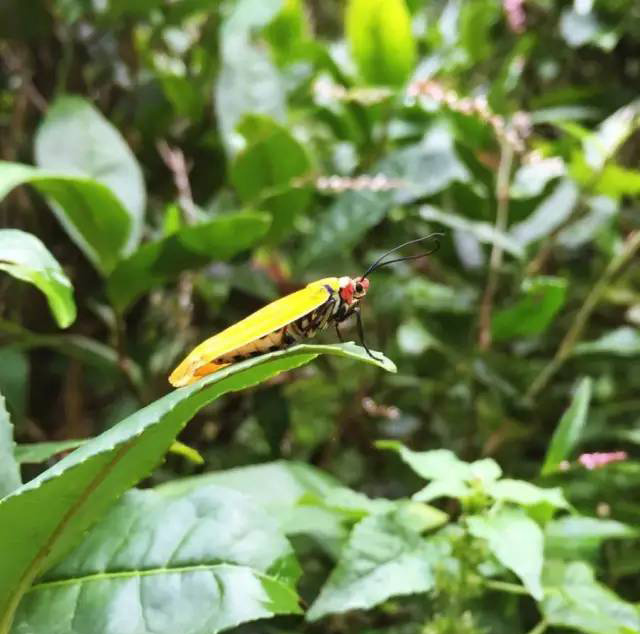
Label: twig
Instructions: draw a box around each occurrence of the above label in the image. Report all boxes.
[526,620,549,634]
[156,141,197,332]
[482,578,529,595]
[527,230,640,399]
[478,140,515,350]
[156,140,198,224]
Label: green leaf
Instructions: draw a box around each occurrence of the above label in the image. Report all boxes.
[542,561,640,634]
[158,459,348,541]
[491,277,567,341]
[299,190,392,266]
[231,117,312,241]
[106,211,271,312]
[307,512,447,621]
[215,47,285,156]
[541,377,592,476]
[0,393,21,499]
[377,442,501,484]
[468,509,544,600]
[0,322,140,383]
[346,0,416,86]
[382,126,470,203]
[559,8,614,49]
[405,278,477,313]
[510,179,579,248]
[419,205,524,259]
[511,158,567,199]
[583,99,640,170]
[15,439,203,466]
[0,348,28,426]
[14,440,84,465]
[574,327,640,356]
[35,95,146,253]
[0,229,76,328]
[546,517,638,561]
[485,479,569,510]
[0,161,132,274]
[13,485,301,634]
[0,343,391,632]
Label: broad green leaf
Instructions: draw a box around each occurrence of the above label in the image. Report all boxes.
[541,377,592,476]
[468,509,543,600]
[511,158,567,198]
[13,485,301,634]
[299,189,391,266]
[16,439,203,466]
[377,442,501,484]
[405,278,477,313]
[264,0,310,64]
[485,479,569,510]
[546,517,638,561]
[215,47,285,156]
[35,96,146,253]
[412,479,472,503]
[491,277,567,341]
[160,461,347,542]
[559,8,614,49]
[0,322,141,384]
[583,99,640,170]
[574,327,640,356]
[510,179,579,247]
[159,460,348,542]
[220,0,284,57]
[557,195,618,248]
[0,343,393,632]
[0,393,21,499]
[542,561,640,634]
[419,205,524,259]
[307,512,448,621]
[0,348,28,426]
[346,0,416,86]
[231,117,312,241]
[14,440,84,465]
[382,126,470,204]
[106,211,271,312]
[0,229,76,328]
[397,319,438,356]
[595,164,640,197]
[0,161,131,274]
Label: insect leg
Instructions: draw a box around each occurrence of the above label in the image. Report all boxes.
[335,322,344,342]
[355,307,382,362]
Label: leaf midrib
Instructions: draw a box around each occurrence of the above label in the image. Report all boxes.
[28,563,292,593]
[0,441,135,634]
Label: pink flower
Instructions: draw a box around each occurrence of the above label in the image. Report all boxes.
[503,0,526,33]
[578,451,628,470]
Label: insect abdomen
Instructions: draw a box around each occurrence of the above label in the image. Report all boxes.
[213,300,339,365]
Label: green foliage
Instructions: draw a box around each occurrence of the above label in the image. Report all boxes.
[346,0,416,86]
[0,393,21,498]
[542,378,593,476]
[13,485,301,634]
[0,229,76,328]
[3,0,640,633]
[0,162,132,274]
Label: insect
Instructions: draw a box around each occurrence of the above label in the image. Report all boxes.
[169,234,443,386]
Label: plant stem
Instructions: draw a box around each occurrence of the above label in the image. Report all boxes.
[482,578,530,595]
[478,140,515,350]
[526,619,549,634]
[527,230,640,399]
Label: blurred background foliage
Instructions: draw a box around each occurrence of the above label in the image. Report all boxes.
[2,0,640,631]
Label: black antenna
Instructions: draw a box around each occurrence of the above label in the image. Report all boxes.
[360,233,444,279]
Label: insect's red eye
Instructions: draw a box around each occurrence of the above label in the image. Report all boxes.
[355,283,363,293]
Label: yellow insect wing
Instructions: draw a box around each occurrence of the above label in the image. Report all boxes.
[169,277,340,387]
